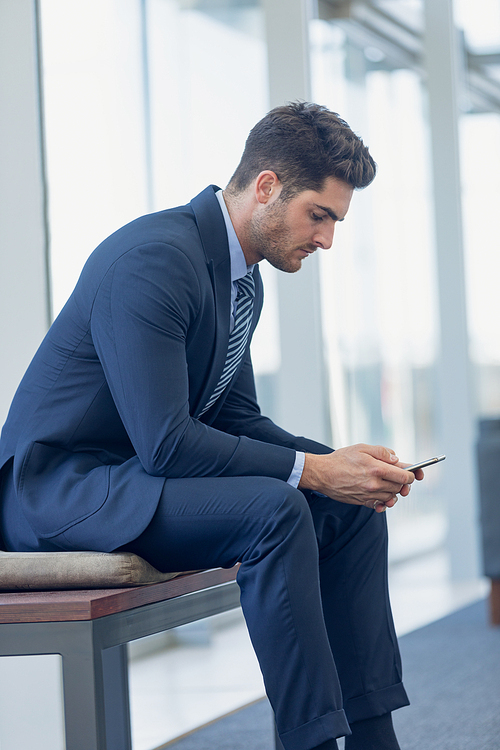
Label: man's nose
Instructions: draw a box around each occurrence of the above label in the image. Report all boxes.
[313,223,335,250]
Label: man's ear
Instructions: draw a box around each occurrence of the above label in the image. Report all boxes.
[254,171,282,205]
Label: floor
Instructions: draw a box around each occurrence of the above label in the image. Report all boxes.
[128,536,489,750]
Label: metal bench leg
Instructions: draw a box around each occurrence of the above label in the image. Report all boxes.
[60,627,132,750]
[60,625,106,750]
[102,644,132,750]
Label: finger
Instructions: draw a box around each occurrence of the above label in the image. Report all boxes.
[362,444,399,465]
[374,495,398,512]
[398,463,424,483]
[373,501,386,512]
[366,491,395,508]
[373,499,396,512]
[382,467,416,486]
[368,459,415,487]
[378,477,412,495]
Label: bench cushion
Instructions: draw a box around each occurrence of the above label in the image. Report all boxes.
[0,550,180,590]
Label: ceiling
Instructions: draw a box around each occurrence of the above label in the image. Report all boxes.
[318,0,500,113]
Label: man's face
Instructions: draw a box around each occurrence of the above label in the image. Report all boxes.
[247,176,353,273]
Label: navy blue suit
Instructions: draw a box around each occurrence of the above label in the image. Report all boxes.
[0,186,409,749]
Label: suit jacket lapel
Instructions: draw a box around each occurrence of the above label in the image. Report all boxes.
[190,186,232,416]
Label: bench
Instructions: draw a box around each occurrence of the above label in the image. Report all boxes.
[0,551,242,750]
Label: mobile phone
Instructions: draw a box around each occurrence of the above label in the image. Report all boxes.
[405,454,446,473]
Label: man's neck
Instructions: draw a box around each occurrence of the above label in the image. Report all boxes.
[222,189,261,266]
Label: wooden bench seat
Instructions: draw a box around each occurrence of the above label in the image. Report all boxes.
[0,565,241,750]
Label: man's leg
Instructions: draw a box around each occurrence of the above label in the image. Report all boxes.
[307,493,409,746]
[121,475,349,750]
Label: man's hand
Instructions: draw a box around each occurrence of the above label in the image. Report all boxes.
[299,444,423,513]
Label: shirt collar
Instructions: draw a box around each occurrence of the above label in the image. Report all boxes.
[216,189,253,282]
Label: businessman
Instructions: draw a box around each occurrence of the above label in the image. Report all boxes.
[0,102,421,750]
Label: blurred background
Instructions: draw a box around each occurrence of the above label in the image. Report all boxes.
[0,1,499,748]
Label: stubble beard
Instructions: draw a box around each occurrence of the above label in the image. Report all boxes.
[247,203,303,274]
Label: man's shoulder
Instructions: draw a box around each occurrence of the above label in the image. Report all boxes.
[109,201,197,249]
[98,185,222,257]
[68,186,227,298]
[146,184,222,242]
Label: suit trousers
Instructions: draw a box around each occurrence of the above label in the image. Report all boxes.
[120,476,410,750]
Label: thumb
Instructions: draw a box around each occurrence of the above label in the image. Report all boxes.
[363,444,399,464]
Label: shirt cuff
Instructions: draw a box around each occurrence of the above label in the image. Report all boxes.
[287,451,305,488]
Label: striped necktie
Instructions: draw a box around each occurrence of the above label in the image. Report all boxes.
[200,270,256,416]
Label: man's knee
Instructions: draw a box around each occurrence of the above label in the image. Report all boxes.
[256,479,317,544]
[238,480,318,568]
[253,476,310,516]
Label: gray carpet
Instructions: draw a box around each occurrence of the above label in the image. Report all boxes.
[161,700,274,750]
[393,598,500,749]
[164,599,500,750]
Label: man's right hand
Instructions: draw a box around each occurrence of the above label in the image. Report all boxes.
[298,443,421,513]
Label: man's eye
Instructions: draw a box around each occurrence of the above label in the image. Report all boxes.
[312,213,324,221]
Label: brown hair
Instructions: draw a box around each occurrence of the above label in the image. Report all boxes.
[226,101,376,198]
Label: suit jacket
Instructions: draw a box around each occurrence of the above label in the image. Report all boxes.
[0,186,330,551]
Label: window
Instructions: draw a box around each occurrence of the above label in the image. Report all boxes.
[40,0,267,316]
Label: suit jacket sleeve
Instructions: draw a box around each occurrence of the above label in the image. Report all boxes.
[90,243,297,481]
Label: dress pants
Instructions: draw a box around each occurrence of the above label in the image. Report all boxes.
[1,469,409,749]
[118,476,410,750]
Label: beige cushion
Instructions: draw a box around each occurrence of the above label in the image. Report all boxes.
[0,550,181,590]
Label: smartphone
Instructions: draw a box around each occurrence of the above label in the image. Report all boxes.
[405,454,446,473]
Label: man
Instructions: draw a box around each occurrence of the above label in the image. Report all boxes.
[0,102,421,750]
